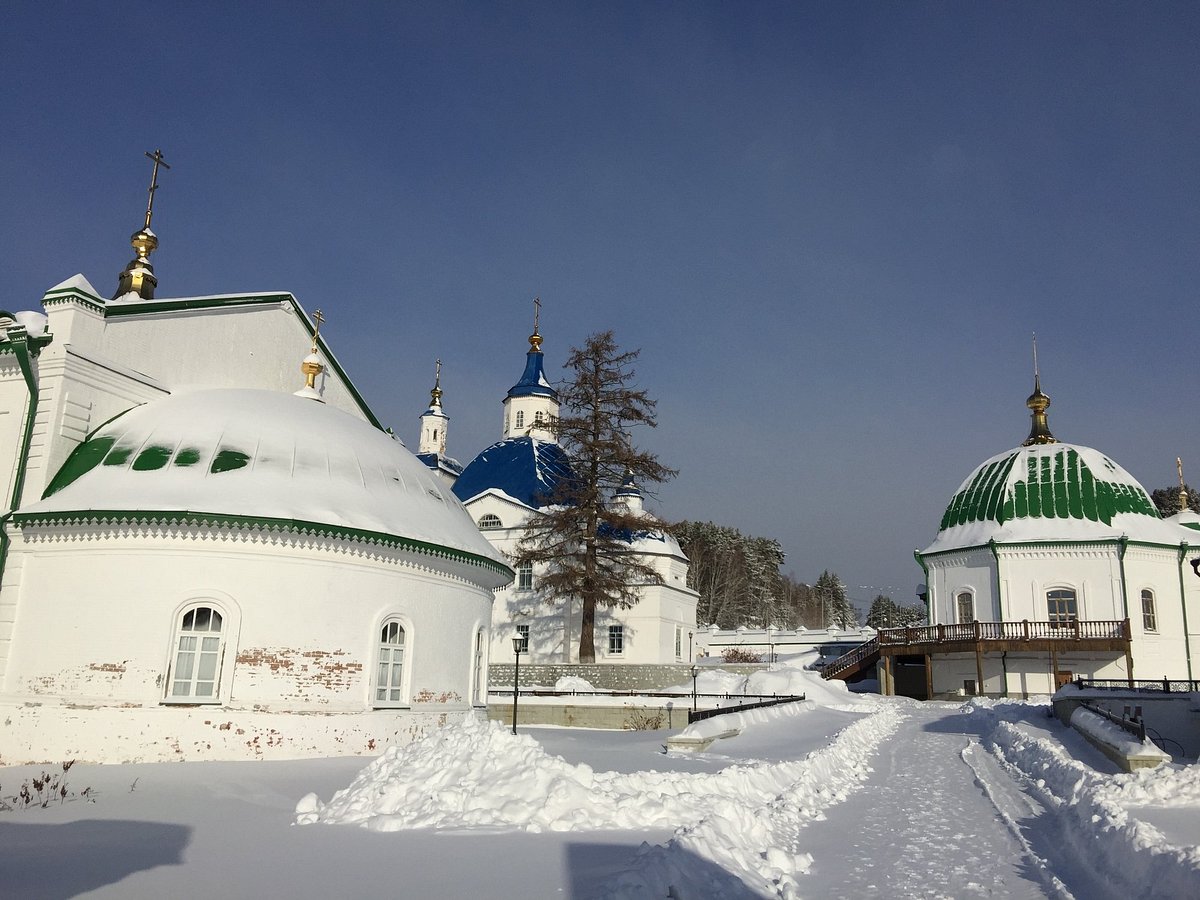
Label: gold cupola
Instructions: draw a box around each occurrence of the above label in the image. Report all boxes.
[294,308,327,402]
[114,150,170,300]
[1022,335,1057,446]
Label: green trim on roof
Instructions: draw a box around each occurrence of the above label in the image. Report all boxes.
[103,293,296,317]
[41,407,140,498]
[939,447,1159,533]
[11,508,514,579]
[42,285,106,311]
[920,537,1189,560]
[0,333,53,356]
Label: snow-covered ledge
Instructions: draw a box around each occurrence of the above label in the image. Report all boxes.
[1068,707,1170,772]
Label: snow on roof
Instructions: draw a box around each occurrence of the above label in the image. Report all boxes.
[22,388,508,574]
[925,442,1194,553]
[45,273,101,297]
[451,436,574,509]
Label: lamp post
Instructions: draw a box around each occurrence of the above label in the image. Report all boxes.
[511,633,524,735]
[691,664,700,713]
[767,625,775,670]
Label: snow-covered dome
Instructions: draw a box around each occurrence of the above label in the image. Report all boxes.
[451,436,574,509]
[924,442,1191,553]
[24,388,509,578]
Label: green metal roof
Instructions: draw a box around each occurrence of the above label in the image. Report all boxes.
[938,444,1159,533]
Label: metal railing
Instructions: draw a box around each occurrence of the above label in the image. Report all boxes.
[487,688,792,702]
[687,694,805,725]
[1073,676,1200,694]
[876,618,1130,646]
[1077,700,1147,742]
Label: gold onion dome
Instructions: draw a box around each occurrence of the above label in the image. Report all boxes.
[1022,374,1056,446]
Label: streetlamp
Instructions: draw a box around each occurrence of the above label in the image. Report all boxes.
[511,633,524,735]
[767,625,775,670]
[690,664,700,713]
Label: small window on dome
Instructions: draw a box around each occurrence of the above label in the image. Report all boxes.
[534,411,543,425]
[478,514,502,530]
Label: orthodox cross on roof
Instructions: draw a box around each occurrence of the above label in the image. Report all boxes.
[311,308,325,351]
[142,149,170,230]
[533,296,541,334]
[430,358,443,406]
[1178,457,1189,513]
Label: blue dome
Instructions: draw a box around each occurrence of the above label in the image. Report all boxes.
[451,437,574,509]
[506,349,558,401]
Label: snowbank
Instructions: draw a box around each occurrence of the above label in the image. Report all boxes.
[1070,707,1170,762]
[974,701,1200,899]
[297,698,902,897]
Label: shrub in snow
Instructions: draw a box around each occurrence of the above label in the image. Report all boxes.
[722,647,763,664]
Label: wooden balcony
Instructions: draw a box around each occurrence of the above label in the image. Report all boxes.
[876,619,1131,657]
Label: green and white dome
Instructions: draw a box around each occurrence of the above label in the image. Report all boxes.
[20,388,510,581]
[924,376,1194,553]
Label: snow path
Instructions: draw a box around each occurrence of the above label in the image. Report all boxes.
[794,703,1054,900]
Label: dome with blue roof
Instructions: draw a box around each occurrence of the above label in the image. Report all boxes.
[450,436,574,509]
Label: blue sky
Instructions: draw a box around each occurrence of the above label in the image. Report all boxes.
[4,2,1199,610]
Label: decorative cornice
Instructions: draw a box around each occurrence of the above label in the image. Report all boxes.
[11,509,513,581]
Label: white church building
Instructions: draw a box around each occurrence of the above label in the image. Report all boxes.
[0,166,511,763]
[415,324,699,666]
[874,373,1200,698]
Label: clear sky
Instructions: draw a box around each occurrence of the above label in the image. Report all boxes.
[4,2,1199,611]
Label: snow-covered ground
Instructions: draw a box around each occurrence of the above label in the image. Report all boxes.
[3,664,1198,899]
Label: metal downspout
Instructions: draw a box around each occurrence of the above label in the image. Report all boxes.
[0,327,39,592]
[1117,535,1130,621]
[989,539,1003,621]
[1177,542,1193,680]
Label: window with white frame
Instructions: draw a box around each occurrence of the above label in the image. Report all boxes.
[675,625,682,659]
[534,411,544,426]
[1141,589,1158,632]
[375,620,407,705]
[956,592,974,623]
[1047,589,1078,625]
[478,514,503,530]
[168,605,225,701]
[515,623,530,653]
[516,562,534,591]
[472,630,486,705]
[608,624,624,655]
[515,410,525,429]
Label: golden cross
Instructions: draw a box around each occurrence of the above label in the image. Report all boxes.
[533,296,541,334]
[1178,457,1185,489]
[143,149,170,229]
[434,357,442,388]
[311,308,324,351]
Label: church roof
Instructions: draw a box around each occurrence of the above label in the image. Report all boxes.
[506,348,557,400]
[451,436,574,509]
[20,389,510,578]
[924,442,1193,554]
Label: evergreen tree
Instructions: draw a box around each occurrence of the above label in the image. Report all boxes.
[813,570,857,628]
[1151,485,1200,518]
[517,331,676,663]
[865,594,898,628]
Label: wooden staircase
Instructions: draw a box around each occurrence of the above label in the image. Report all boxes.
[820,638,879,681]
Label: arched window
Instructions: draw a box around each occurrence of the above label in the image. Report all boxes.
[534,411,544,426]
[375,620,407,706]
[1141,589,1158,632]
[515,410,525,429]
[478,514,502,530]
[956,592,974,623]
[1047,589,1078,626]
[167,605,225,702]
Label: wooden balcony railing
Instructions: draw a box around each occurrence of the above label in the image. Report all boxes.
[877,619,1130,647]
